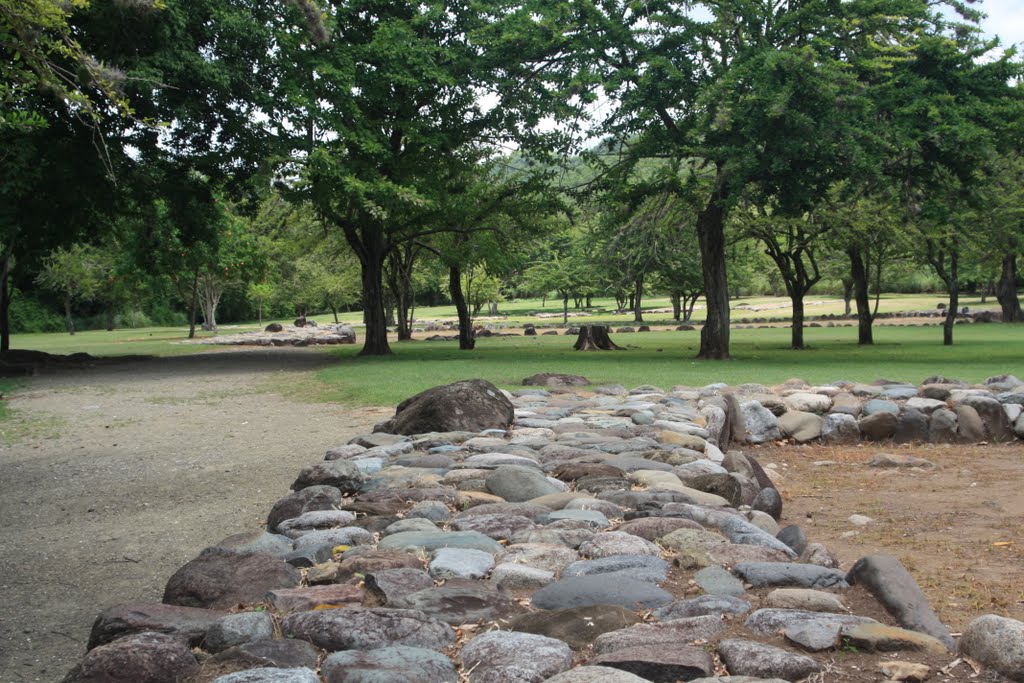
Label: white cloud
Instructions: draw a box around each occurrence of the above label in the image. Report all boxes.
[978,0,1024,50]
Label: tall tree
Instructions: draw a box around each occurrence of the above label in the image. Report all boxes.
[882,32,1023,344]
[545,0,929,359]
[277,1,566,356]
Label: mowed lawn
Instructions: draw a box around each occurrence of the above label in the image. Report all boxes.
[316,324,1024,406]
[7,293,1022,407]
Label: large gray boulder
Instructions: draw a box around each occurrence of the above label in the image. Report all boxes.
[162,548,301,609]
[61,632,199,683]
[86,602,228,650]
[960,614,1024,681]
[374,379,514,435]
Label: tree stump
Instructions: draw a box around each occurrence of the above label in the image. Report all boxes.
[573,325,624,351]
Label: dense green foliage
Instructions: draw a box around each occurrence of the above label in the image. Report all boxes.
[0,0,1021,355]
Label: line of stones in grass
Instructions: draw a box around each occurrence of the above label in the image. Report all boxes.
[62,377,1024,683]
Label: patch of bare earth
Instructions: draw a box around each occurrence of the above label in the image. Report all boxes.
[0,348,386,683]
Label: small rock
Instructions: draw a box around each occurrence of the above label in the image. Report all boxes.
[879,661,931,682]
[282,608,455,651]
[428,547,495,580]
[212,670,319,683]
[590,645,714,681]
[507,605,641,650]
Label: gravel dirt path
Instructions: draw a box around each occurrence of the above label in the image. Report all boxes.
[0,348,386,683]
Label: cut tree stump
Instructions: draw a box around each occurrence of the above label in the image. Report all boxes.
[573,325,624,351]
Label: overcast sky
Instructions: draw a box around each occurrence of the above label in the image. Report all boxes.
[978,0,1024,50]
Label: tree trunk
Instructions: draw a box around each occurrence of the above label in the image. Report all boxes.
[330,304,339,324]
[848,246,874,345]
[449,264,475,350]
[199,274,222,332]
[696,175,731,359]
[841,277,853,316]
[790,292,804,349]
[0,250,12,352]
[671,292,682,321]
[187,267,200,340]
[586,294,592,308]
[562,292,569,325]
[685,292,701,322]
[996,254,1022,322]
[63,297,75,335]
[633,277,644,323]
[574,325,623,351]
[943,251,958,346]
[359,245,392,356]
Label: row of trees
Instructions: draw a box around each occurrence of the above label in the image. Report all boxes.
[2,0,1022,357]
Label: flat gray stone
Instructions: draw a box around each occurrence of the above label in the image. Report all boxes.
[845,554,955,650]
[452,513,536,541]
[461,631,572,683]
[364,568,435,605]
[212,531,294,556]
[205,611,274,653]
[507,605,641,650]
[428,547,495,580]
[282,608,455,651]
[490,563,555,591]
[579,531,662,559]
[717,639,820,680]
[321,645,458,683]
[486,464,561,501]
[593,616,729,654]
[745,608,876,637]
[210,639,320,670]
[532,575,673,610]
[543,666,653,682]
[292,527,374,549]
[87,602,228,650]
[391,580,522,625]
[544,509,611,528]
[765,588,847,613]
[732,562,849,589]
[863,399,900,415]
[562,555,669,584]
[653,595,752,621]
[213,670,320,683]
[378,530,504,555]
[695,565,746,596]
[661,504,797,558]
[784,621,841,651]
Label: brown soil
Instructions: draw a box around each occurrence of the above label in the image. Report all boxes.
[2,354,1022,682]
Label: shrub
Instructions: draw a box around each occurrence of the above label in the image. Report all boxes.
[9,292,65,333]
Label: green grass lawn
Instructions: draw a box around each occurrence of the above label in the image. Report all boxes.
[6,295,1021,408]
[307,292,989,328]
[315,324,1024,406]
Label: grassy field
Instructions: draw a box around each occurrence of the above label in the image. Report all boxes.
[5,294,1021,407]
[314,324,1024,405]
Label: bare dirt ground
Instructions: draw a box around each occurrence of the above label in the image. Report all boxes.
[1,350,1023,682]
[0,348,386,683]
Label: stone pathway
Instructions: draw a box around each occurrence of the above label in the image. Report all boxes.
[60,378,1024,683]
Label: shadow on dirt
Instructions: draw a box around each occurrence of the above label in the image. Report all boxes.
[0,347,338,383]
